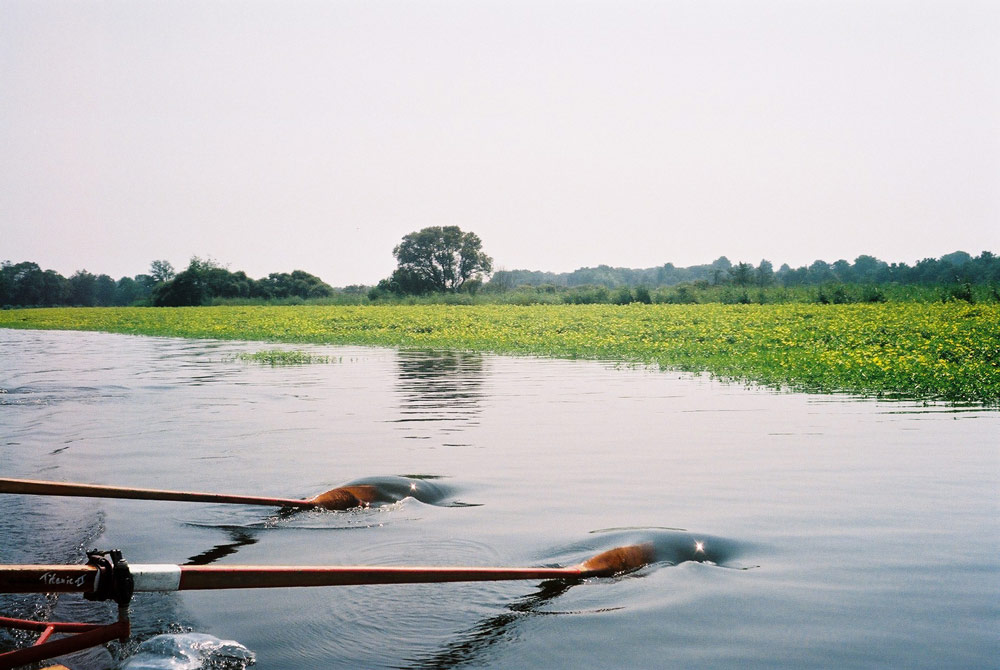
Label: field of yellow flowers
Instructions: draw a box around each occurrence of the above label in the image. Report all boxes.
[2,303,997,402]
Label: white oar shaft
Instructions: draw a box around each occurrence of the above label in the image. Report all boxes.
[132,565,182,591]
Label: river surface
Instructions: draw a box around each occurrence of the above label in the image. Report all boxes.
[1,328,998,669]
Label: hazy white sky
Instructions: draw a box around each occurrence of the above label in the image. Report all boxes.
[2,0,997,286]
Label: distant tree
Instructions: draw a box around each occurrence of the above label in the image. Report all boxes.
[781,265,809,286]
[940,251,973,267]
[808,260,834,283]
[0,262,9,304]
[851,255,885,283]
[388,226,492,293]
[40,270,70,305]
[4,262,44,305]
[68,270,97,306]
[151,257,334,305]
[756,259,774,287]
[257,270,334,300]
[884,262,912,284]
[489,266,516,292]
[95,274,116,306]
[711,256,732,270]
[612,286,634,304]
[831,259,853,282]
[376,267,433,296]
[728,262,755,287]
[912,257,943,283]
[656,262,681,285]
[710,256,732,285]
[114,277,143,306]
[149,260,176,284]
[568,265,625,288]
[971,251,1000,283]
[152,267,205,306]
[152,257,216,306]
[132,274,157,300]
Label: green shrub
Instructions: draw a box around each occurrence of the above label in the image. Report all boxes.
[862,285,887,303]
[612,287,634,305]
[942,282,975,304]
[657,284,698,304]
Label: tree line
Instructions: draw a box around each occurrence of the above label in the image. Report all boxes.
[489,250,1000,291]
[4,227,998,308]
[0,257,335,308]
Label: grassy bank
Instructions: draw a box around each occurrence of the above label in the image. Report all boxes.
[2,304,998,403]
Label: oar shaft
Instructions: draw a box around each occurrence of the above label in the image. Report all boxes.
[0,565,98,594]
[0,563,586,594]
[0,477,313,508]
[0,545,652,595]
[171,565,585,590]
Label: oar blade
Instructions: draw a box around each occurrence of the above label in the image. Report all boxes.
[305,485,380,510]
[578,543,655,578]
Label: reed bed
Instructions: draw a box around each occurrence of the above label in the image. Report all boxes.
[2,303,997,402]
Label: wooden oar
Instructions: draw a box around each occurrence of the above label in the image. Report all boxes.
[0,544,655,595]
[0,477,383,511]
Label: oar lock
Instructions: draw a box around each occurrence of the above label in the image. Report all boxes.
[85,549,134,607]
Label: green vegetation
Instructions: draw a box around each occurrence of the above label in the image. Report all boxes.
[1,303,997,403]
[231,349,332,365]
[375,226,493,296]
[150,258,334,306]
[4,250,997,308]
[469,281,999,306]
[489,251,1000,291]
[0,257,335,308]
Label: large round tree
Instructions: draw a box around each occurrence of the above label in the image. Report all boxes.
[387,226,493,293]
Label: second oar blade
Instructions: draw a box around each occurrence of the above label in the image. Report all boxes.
[576,543,656,577]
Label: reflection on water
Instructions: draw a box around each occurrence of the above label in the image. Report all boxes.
[1,329,998,670]
[184,528,258,566]
[393,350,487,444]
[406,578,577,670]
[184,475,477,565]
[407,527,747,670]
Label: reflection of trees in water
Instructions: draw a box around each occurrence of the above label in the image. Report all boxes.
[184,527,258,566]
[404,579,577,669]
[393,351,487,441]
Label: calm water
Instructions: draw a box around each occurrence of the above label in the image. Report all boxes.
[1,328,998,669]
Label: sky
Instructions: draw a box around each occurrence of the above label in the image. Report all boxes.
[2,0,997,286]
